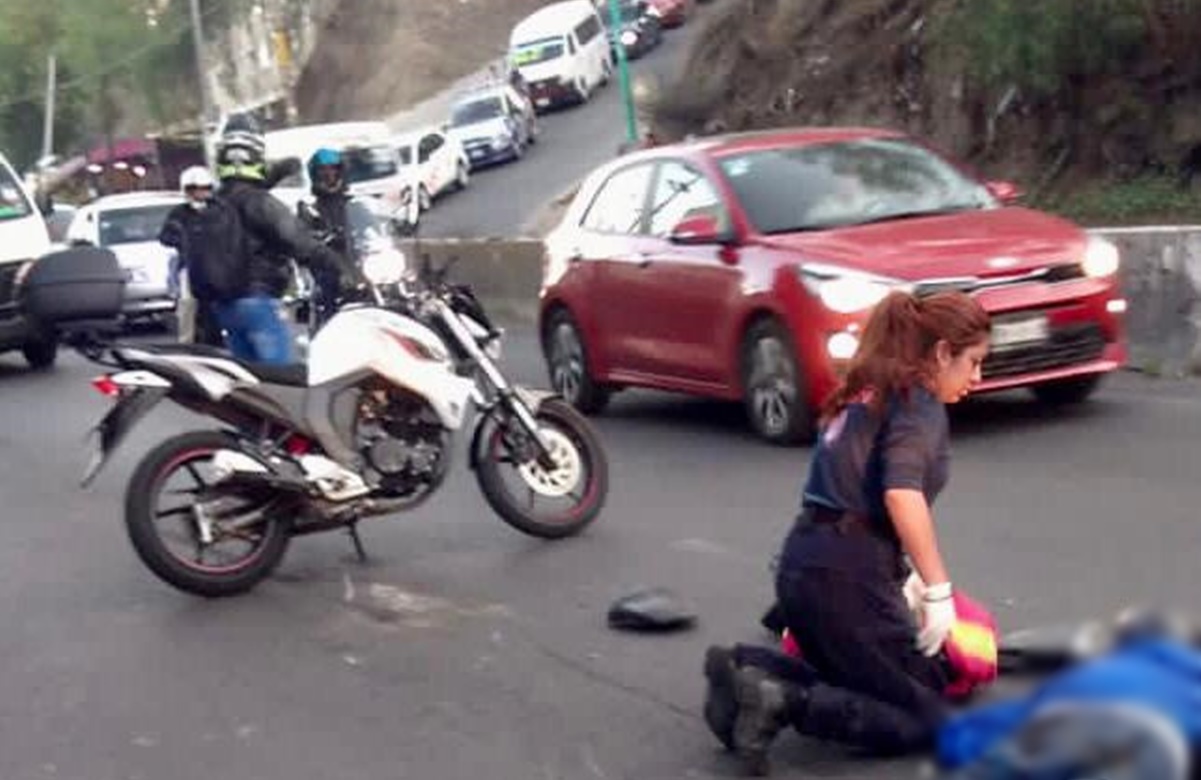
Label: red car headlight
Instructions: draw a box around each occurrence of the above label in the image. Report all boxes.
[1082,236,1120,278]
[799,263,900,314]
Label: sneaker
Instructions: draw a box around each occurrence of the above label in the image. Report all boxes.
[733,666,788,776]
[703,645,738,751]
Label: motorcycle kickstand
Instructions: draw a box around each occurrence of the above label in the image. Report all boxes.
[346,522,368,564]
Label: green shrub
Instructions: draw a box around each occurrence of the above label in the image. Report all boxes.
[1035,175,1201,225]
[942,0,1147,96]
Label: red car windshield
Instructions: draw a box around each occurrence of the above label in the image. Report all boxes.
[716,138,993,235]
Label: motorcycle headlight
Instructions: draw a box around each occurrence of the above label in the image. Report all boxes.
[362,248,407,285]
[1082,235,1120,278]
[799,264,898,314]
[621,30,639,46]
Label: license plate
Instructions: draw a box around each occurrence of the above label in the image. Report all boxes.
[535,97,550,107]
[991,315,1049,350]
[79,388,168,487]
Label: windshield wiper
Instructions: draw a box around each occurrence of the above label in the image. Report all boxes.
[845,203,985,228]
[761,224,834,235]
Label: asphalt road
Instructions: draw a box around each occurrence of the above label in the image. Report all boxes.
[417,10,712,240]
[1,332,1199,780]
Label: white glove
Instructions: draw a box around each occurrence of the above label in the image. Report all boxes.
[917,582,956,657]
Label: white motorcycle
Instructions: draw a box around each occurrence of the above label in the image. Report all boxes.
[39,245,608,597]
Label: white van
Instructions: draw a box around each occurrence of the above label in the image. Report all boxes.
[0,152,57,369]
[263,121,420,229]
[509,0,612,110]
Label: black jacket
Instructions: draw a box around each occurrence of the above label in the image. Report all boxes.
[158,203,205,259]
[311,192,354,262]
[219,178,352,298]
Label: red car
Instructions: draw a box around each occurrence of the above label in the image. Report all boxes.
[538,127,1127,444]
[646,0,694,27]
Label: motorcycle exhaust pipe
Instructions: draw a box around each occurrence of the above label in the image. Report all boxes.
[210,449,311,495]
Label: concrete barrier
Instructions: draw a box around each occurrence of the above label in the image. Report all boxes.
[396,238,545,327]
[1091,226,1201,377]
[404,229,1201,377]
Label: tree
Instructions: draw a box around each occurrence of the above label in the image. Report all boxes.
[0,0,203,171]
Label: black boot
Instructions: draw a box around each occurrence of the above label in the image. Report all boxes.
[703,645,738,751]
[732,666,796,776]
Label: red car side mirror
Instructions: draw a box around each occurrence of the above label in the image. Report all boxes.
[669,214,726,245]
[986,180,1024,204]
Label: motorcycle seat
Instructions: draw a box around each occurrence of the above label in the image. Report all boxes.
[131,343,309,388]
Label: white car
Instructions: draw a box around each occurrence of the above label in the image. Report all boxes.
[394,127,471,209]
[65,191,182,322]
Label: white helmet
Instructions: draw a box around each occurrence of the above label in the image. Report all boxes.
[179,165,215,192]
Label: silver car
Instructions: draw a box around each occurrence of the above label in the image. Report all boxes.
[65,191,182,322]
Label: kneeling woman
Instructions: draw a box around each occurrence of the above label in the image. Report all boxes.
[705,290,992,776]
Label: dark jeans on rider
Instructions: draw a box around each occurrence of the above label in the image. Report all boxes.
[195,298,225,348]
[212,295,294,365]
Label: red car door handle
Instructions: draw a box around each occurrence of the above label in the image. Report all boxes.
[636,253,653,269]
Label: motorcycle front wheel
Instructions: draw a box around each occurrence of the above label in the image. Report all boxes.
[475,399,608,539]
[124,430,292,598]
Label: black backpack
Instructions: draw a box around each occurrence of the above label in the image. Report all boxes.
[188,191,251,302]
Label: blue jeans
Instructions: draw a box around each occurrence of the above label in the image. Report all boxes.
[212,295,294,365]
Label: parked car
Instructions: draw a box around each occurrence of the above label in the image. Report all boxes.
[646,0,695,28]
[394,126,471,208]
[65,191,182,324]
[0,151,57,369]
[539,128,1127,444]
[604,1,663,60]
[510,0,612,110]
[449,85,539,170]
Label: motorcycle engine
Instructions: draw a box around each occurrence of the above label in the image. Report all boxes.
[355,388,448,501]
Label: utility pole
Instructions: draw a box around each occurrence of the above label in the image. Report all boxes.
[41,53,57,164]
[188,0,216,169]
[606,0,639,145]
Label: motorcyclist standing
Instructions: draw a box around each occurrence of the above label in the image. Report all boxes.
[201,115,358,364]
[159,165,224,346]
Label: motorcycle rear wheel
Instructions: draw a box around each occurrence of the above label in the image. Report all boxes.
[125,430,292,598]
[476,399,607,539]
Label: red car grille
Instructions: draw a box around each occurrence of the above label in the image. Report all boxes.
[914,263,1085,298]
[982,322,1106,380]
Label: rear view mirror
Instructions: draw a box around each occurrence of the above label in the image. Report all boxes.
[986,180,1024,204]
[669,214,729,246]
